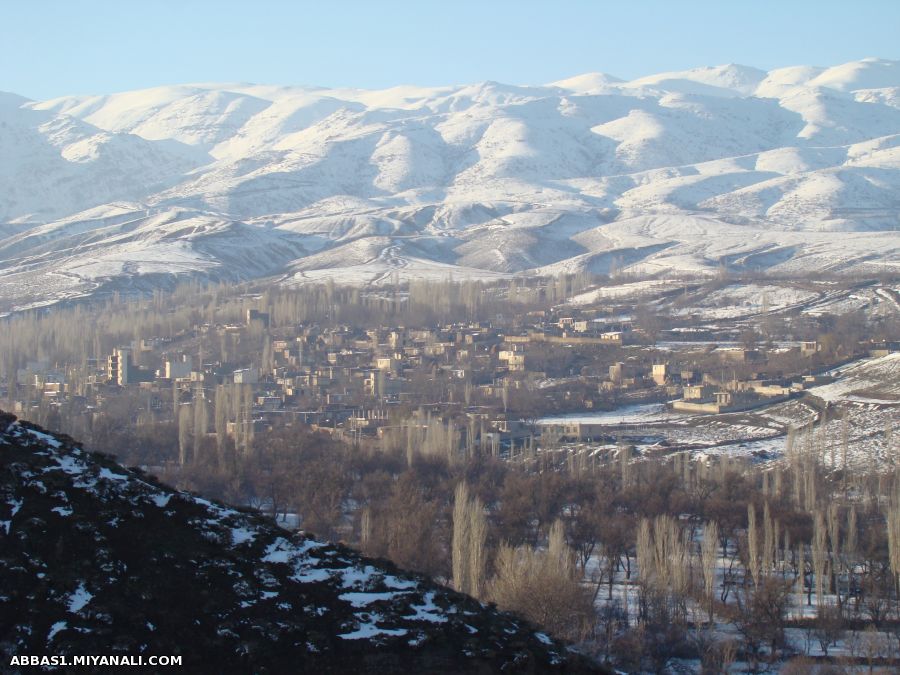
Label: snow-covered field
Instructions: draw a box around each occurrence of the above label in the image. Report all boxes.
[539,403,785,457]
[536,354,899,470]
[2,58,900,310]
[814,353,900,402]
[567,280,674,305]
[673,284,820,320]
[670,358,899,469]
[538,402,690,425]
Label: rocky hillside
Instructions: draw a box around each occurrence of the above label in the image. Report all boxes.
[0,412,602,673]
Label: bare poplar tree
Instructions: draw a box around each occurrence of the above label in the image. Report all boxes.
[360,507,372,555]
[804,469,817,512]
[796,544,806,613]
[747,504,760,587]
[845,506,858,558]
[192,385,207,457]
[241,384,254,453]
[468,493,487,599]
[451,482,486,599]
[841,411,849,477]
[888,505,900,596]
[214,384,229,456]
[177,403,192,465]
[618,443,632,487]
[813,511,827,611]
[636,518,653,587]
[638,515,690,608]
[702,520,719,622]
[763,501,774,576]
[885,417,894,465]
[488,521,593,641]
[827,503,841,592]
[452,482,471,595]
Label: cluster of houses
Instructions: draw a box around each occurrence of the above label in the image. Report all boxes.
[5,303,897,452]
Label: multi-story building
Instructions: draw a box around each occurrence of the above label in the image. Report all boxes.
[107,348,131,386]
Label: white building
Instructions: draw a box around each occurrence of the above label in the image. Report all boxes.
[164,355,193,380]
[233,367,259,385]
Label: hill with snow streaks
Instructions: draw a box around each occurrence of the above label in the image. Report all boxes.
[0,411,601,673]
[2,58,900,309]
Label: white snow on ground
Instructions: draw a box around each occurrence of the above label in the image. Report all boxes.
[1,497,23,534]
[538,402,691,425]
[25,429,62,448]
[290,568,331,584]
[567,280,674,305]
[382,576,417,590]
[67,583,93,613]
[97,467,129,482]
[261,538,295,564]
[339,592,404,608]
[811,352,900,401]
[803,288,878,315]
[341,565,380,589]
[674,283,819,320]
[49,453,86,476]
[47,622,67,641]
[338,616,408,640]
[230,527,256,546]
[402,592,448,624]
[151,494,171,508]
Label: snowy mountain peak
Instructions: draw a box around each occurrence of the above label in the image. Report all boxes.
[627,63,768,97]
[807,57,900,92]
[549,72,625,93]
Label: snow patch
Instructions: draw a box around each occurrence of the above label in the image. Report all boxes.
[47,621,67,641]
[151,494,171,508]
[339,591,402,608]
[67,583,93,613]
[339,617,408,640]
[230,527,256,546]
[402,592,448,624]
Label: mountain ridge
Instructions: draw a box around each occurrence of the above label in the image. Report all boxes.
[1,59,899,312]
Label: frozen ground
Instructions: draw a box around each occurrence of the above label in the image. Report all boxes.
[814,353,900,401]
[567,280,674,305]
[673,284,820,320]
[537,354,899,470]
[538,402,690,425]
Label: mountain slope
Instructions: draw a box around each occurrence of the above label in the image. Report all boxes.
[2,59,900,311]
[0,93,204,224]
[0,412,600,673]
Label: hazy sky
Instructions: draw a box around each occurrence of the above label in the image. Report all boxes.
[4,0,900,99]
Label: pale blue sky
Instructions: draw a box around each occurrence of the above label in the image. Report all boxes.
[4,0,899,100]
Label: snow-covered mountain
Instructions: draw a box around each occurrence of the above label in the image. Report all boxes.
[2,58,900,309]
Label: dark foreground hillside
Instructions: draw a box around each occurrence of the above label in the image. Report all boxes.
[0,412,603,674]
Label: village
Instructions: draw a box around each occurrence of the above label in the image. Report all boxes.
[4,274,898,466]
